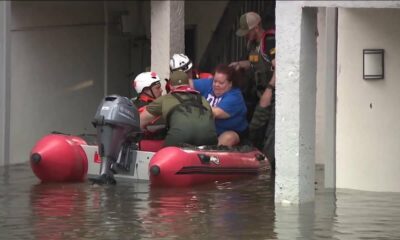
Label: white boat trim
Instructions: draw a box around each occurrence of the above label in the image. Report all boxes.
[81,144,153,181]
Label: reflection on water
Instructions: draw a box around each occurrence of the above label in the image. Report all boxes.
[1,164,400,239]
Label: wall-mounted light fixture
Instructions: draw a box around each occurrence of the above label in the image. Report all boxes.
[363,49,384,80]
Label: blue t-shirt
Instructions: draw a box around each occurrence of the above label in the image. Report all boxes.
[193,78,248,135]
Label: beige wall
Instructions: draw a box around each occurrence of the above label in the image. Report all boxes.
[10,1,106,164]
[4,1,228,165]
[337,8,400,192]
[8,1,136,164]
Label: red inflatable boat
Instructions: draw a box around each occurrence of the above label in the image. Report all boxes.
[30,134,88,182]
[30,134,269,187]
[148,145,268,187]
[30,95,270,187]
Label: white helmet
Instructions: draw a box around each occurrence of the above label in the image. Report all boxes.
[133,72,160,94]
[169,53,193,72]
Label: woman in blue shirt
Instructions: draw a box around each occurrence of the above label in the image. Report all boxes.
[193,64,248,146]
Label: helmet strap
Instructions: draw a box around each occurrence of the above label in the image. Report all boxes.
[141,81,160,99]
[149,88,157,99]
[142,89,156,100]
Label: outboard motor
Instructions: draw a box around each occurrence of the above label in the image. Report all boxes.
[91,95,141,184]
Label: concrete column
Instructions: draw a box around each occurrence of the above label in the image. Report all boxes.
[0,1,10,167]
[323,8,337,189]
[275,3,317,204]
[315,7,337,188]
[150,0,184,85]
[315,8,327,167]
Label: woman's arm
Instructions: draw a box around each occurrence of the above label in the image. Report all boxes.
[212,107,230,119]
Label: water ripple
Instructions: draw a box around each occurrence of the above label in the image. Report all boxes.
[1,164,400,239]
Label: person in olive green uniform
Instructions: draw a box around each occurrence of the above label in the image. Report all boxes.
[229,11,275,134]
[230,12,275,112]
[230,12,276,171]
[140,71,218,147]
[249,59,276,171]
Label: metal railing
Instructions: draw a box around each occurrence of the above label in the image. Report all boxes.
[199,0,275,72]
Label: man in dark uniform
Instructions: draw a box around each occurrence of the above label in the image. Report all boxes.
[140,71,218,147]
[230,12,277,171]
[231,12,275,90]
[230,12,275,110]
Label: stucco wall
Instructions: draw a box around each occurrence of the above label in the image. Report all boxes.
[9,1,106,164]
[336,8,400,192]
[315,8,326,165]
[7,1,138,165]
[3,1,226,166]
[302,1,400,9]
[0,2,10,166]
[275,2,317,203]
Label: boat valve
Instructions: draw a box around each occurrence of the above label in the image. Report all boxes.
[31,153,42,164]
[150,165,161,176]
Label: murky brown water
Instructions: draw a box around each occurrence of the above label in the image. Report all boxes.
[1,163,400,240]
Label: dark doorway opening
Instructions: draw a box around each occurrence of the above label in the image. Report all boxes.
[185,24,197,66]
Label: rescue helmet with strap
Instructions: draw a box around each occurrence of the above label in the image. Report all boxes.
[133,72,160,94]
[169,53,193,72]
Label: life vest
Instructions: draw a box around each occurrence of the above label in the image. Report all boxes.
[134,94,155,113]
[198,72,213,79]
[260,28,276,63]
[135,94,166,139]
[248,27,275,64]
[248,27,276,97]
[170,85,200,94]
[192,69,213,79]
[165,80,172,93]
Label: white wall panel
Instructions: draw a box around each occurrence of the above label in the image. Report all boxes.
[315,8,327,165]
[10,26,105,164]
[337,8,400,192]
[11,1,104,30]
[6,1,227,165]
[0,1,11,166]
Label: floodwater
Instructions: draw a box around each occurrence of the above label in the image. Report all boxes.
[1,164,400,240]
